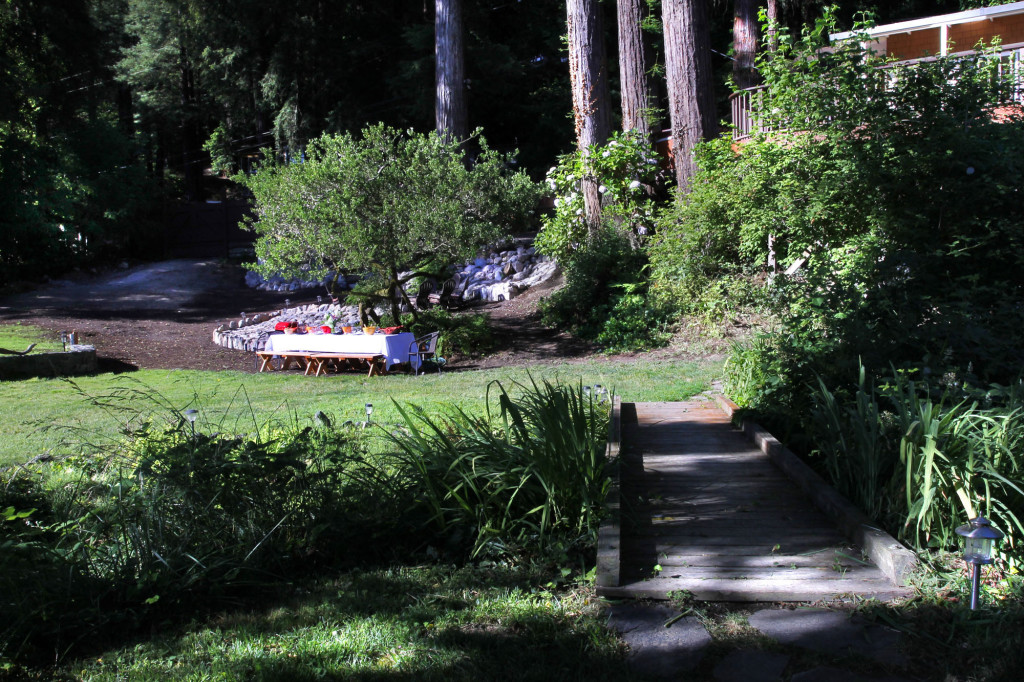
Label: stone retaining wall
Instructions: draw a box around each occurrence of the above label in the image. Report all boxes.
[0,345,98,380]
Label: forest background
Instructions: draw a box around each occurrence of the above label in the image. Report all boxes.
[0,0,989,285]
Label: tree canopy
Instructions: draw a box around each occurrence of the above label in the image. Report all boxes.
[2,0,995,285]
[238,125,540,320]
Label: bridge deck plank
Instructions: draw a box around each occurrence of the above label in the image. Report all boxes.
[600,400,910,602]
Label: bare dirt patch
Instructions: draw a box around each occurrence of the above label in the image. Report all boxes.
[0,259,723,373]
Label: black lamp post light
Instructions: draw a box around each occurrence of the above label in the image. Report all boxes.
[956,516,1005,610]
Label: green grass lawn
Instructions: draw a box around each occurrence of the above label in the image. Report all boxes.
[0,322,63,353]
[0,357,722,467]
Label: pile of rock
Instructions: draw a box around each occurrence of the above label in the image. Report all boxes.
[216,243,559,352]
[244,270,359,292]
[242,243,554,303]
[454,245,556,303]
[212,302,364,352]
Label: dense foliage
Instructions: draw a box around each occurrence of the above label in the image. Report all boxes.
[653,12,1024,562]
[810,365,1024,566]
[238,125,540,320]
[658,13,1024,395]
[0,0,159,285]
[536,131,663,263]
[3,0,980,285]
[387,377,610,558]
[535,133,673,352]
[539,228,672,352]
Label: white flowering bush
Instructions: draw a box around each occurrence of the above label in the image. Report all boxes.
[535,131,663,263]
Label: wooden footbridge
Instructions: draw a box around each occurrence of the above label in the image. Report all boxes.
[596,399,916,602]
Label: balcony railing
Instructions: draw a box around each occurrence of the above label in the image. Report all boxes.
[729,86,769,141]
[730,44,1024,141]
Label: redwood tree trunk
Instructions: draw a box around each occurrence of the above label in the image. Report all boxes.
[435,0,468,143]
[662,0,717,193]
[617,0,653,137]
[733,0,760,90]
[567,0,611,234]
[179,53,203,201]
[766,0,779,52]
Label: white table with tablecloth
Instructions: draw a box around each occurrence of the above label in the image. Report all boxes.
[264,332,420,371]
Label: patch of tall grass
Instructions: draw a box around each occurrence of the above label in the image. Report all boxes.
[809,366,1024,568]
[387,377,610,558]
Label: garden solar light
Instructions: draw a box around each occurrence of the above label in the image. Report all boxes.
[365,403,374,421]
[60,331,68,351]
[584,385,591,399]
[183,409,199,442]
[956,516,1004,610]
[317,295,323,304]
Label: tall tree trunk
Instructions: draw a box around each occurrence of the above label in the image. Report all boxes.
[766,0,779,52]
[662,0,717,193]
[617,0,653,137]
[733,0,759,90]
[435,0,467,143]
[180,44,203,201]
[566,0,611,234]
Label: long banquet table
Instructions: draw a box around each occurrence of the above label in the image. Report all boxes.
[264,331,420,371]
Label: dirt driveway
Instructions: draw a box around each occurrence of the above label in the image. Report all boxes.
[0,259,608,373]
[0,260,298,372]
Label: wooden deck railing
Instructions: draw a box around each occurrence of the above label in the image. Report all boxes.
[730,45,1024,141]
[729,86,769,141]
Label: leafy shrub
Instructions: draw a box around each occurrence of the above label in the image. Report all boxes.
[593,285,673,353]
[668,12,1024,437]
[540,228,671,352]
[535,131,662,263]
[399,309,495,359]
[0,403,408,664]
[808,366,1024,568]
[239,125,541,320]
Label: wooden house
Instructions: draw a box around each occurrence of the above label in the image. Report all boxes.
[732,2,1024,139]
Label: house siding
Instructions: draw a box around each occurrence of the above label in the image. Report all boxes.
[949,16,1024,51]
[887,15,1024,61]
[888,28,940,60]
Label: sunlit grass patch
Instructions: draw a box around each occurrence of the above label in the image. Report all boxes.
[0,321,63,353]
[69,564,630,681]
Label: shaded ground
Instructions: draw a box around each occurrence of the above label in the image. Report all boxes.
[0,259,719,373]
